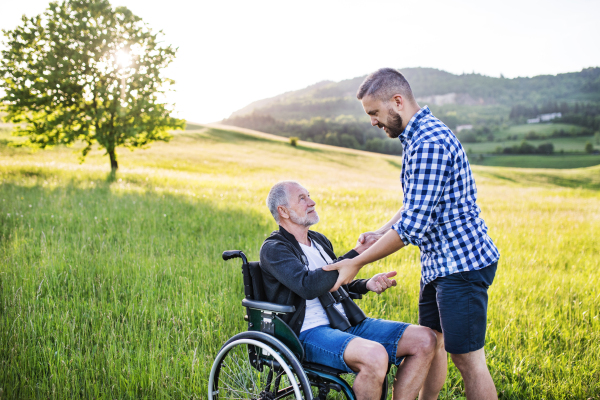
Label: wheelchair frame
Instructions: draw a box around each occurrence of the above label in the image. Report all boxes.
[208,250,391,400]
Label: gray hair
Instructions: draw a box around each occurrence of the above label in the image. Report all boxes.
[356,68,415,102]
[266,181,299,224]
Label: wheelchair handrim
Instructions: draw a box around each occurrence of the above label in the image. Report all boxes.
[208,338,304,399]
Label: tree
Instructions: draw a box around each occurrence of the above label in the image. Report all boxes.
[584,142,594,153]
[0,0,183,170]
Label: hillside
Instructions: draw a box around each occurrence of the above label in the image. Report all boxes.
[1,124,599,399]
[230,67,600,121]
[222,68,600,164]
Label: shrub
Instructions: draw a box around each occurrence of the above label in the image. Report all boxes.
[289,137,299,147]
[525,131,543,140]
[339,134,360,149]
[585,142,594,153]
[323,132,340,146]
[537,142,554,155]
[457,131,477,143]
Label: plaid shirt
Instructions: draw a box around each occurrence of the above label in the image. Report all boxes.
[392,106,499,284]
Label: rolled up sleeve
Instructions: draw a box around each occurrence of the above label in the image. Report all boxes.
[392,142,453,246]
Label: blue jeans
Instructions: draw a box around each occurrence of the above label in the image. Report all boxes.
[298,318,410,373]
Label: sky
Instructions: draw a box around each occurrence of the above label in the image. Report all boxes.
[2,0,600,123]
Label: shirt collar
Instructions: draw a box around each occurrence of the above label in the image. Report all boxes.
[399,106,431,146]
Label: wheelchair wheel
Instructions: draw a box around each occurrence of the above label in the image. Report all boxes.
[209,332,312,399]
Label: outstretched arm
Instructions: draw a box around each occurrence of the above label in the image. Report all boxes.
[357,206,404,244]
[323,230,405,291]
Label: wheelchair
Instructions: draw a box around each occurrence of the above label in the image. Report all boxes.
[208,250,392,400]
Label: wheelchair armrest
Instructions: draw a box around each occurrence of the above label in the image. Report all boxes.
[242,298,296,314]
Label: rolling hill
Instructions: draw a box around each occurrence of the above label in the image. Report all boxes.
[221,68,600,166]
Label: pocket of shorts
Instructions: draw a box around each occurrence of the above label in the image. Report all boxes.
[458,270,471,283]
[458,269,489,288]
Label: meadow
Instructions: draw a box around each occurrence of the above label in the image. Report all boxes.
[0,126,599,399]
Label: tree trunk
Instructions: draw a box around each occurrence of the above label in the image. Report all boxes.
[108,149,118,170]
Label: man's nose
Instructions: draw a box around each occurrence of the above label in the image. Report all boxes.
[308,198,316,207]
[370,117,379,127]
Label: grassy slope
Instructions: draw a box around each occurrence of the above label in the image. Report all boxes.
[0,126,599,399]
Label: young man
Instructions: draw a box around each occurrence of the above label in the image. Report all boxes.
[324,68,500,400]
[260,181,436,400]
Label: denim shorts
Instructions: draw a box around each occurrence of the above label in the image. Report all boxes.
[418,261,498,354]
[298,318,410,373]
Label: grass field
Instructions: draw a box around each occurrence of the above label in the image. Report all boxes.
[1,126,599,399]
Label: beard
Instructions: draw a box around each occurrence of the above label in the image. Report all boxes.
[289,207,320,227]
[379,108,404,139]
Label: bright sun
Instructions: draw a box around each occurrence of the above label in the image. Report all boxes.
[115,50,132,68]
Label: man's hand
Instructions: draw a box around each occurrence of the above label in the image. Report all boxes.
[366,271,397,294]
[323,258,362,292]
[357,231,383,245]
[354,232,381,254]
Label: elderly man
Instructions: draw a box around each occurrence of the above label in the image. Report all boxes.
[260,180,437,400]
[324,68,500,400]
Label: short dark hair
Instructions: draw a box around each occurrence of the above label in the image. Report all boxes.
[356,68,415,102]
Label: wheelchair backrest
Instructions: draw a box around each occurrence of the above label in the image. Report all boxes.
[243,261,267,301]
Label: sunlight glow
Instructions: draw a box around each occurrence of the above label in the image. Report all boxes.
[115,50,132,69]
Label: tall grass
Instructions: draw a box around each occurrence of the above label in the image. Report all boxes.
[0,127,599,399]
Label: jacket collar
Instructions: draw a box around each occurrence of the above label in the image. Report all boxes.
[399,106,431,147]
[278,225,336,262]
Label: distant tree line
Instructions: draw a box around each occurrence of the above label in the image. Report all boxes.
[524,127,595,140]
[222,112,403,155]
[495,141,555,155]
[509,102,600,130]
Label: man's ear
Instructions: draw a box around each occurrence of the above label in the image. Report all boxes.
[392,94,404,111]
[278,205,289,221]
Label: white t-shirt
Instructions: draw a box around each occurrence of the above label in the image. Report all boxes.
[299,240,347,333]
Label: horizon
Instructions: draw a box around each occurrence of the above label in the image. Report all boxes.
[2,0,600,123]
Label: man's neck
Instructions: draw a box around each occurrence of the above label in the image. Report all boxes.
[280,222,310,246]
[401,102,422,131]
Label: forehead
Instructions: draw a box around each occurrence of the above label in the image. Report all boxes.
[287,183,309,200]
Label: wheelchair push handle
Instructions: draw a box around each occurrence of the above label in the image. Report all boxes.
[222,250,248,264]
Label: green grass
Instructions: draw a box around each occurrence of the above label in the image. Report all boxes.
[1,127,599,399]
[470,154,600,169]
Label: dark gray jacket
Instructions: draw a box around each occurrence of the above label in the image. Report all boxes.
[259,226,370,335]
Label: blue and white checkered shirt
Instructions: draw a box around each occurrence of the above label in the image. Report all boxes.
[392,106,499,285]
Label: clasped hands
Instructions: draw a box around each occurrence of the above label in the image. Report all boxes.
[323,231,396,294]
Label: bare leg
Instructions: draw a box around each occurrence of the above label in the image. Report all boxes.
[419,329,447,400]
[344,338,389,400]
[392,326,437,400]
[450,348,497,400]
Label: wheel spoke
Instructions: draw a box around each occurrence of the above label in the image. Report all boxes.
[211,338,305,399]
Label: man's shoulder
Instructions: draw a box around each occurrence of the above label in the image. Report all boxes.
[409,115,462,158]
[261,230,289,253]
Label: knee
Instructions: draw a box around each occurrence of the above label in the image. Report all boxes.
[413,327,437,357]
[450,350,485,373]
[361,343,389,380]
[450,353,469,372]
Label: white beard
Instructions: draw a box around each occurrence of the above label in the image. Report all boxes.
[289,208,320,227]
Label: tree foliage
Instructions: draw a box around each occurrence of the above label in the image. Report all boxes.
[0,0,183,170]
